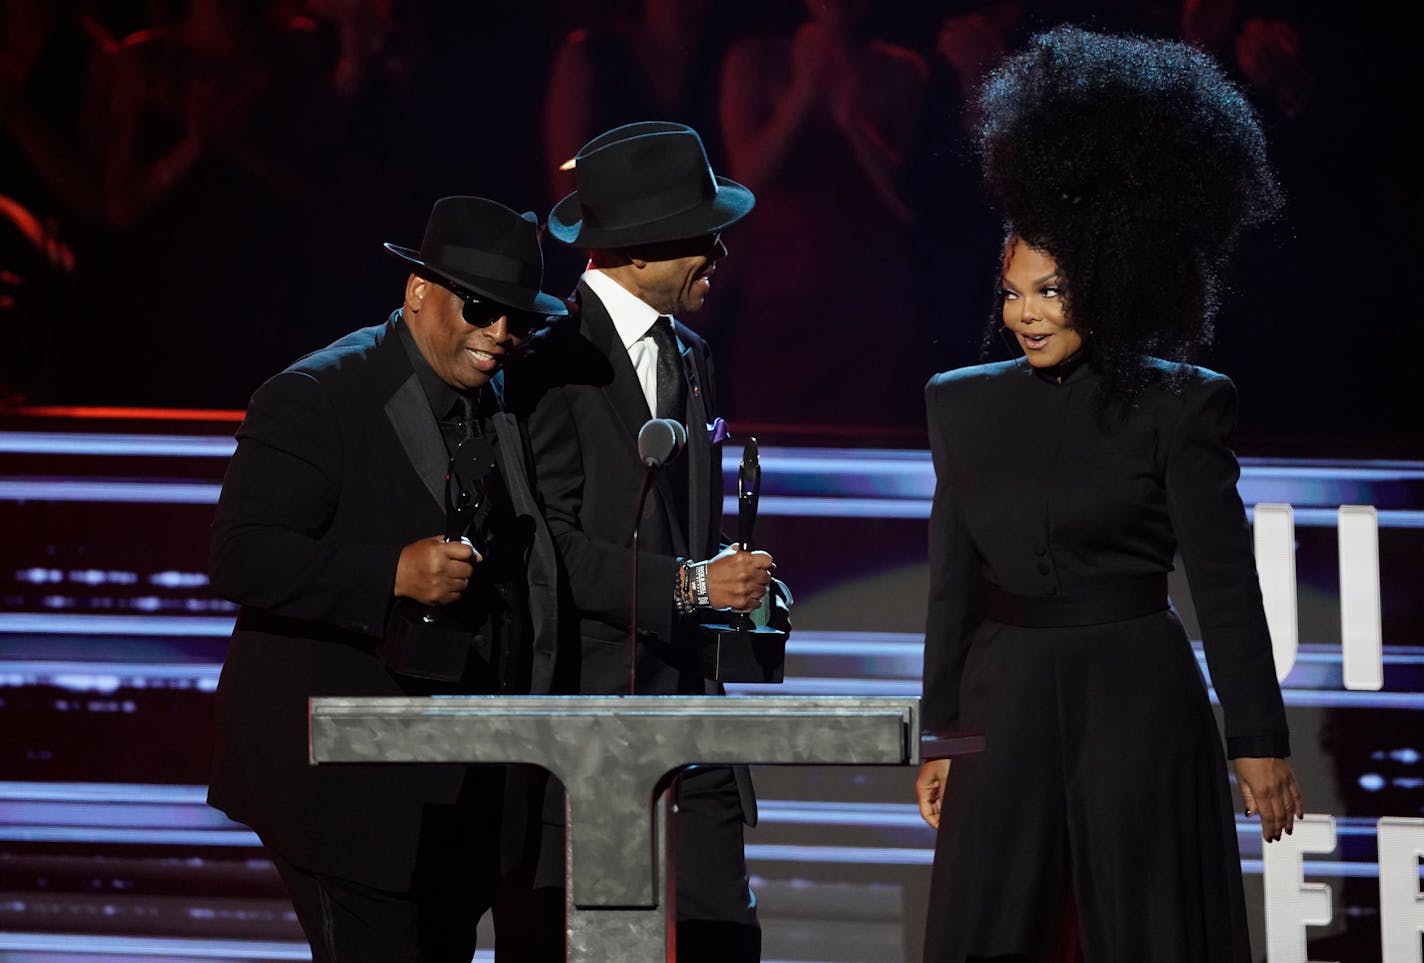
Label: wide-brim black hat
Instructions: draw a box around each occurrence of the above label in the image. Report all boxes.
[385,196,569,316]
[548,121,755,249]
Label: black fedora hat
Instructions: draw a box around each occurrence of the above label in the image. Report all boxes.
[384,196,569,316]
[548,121,755,249]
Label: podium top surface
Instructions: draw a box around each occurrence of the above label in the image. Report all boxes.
[309,695,984,769]
[310,694,922,716]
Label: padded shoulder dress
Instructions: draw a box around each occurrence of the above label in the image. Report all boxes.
[920,355,1289,962]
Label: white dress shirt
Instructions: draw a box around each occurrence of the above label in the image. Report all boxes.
[582,268,672,418]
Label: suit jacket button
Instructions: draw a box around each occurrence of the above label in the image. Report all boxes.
[1036,560,1050,575]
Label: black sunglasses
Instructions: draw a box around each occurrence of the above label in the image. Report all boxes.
[441,282,551,338]
[635,232,723,262]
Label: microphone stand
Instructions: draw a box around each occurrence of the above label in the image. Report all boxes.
[628,419,682,696]
[628,465,657,696]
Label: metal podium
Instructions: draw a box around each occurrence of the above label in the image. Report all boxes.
[309,695,982,962]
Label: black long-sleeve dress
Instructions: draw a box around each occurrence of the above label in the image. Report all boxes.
[921,355,1289,962]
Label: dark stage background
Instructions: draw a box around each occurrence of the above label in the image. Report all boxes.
[2,1,1421,961]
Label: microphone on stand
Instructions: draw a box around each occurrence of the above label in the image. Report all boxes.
[628,418,685,694]
[637,417,684,468]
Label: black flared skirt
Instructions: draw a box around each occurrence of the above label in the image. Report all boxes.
[923,609,1251,963]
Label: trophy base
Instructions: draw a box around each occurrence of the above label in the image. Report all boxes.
[382,603,470,682]
[698,621,787,683]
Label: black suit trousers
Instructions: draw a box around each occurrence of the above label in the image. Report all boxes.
[268,767,503,963]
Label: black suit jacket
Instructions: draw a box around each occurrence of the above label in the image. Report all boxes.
[207,313,560,889]
[523,279,755,821]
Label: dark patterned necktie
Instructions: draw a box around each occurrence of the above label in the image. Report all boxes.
[650,316,685,422]
[438,392,477,456]
[458,393,477,441]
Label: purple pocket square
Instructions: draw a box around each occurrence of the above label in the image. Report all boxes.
[707,418,731,445]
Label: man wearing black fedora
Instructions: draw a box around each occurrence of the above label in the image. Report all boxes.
[520,121,776,962]
[207,196,566,962]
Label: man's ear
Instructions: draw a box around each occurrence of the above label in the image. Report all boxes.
[405,273,430,312]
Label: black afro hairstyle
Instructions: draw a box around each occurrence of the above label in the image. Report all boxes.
[976,25,1283,408]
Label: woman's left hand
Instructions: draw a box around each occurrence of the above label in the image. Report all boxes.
[1233,756,1303,842]
[915,759,950,830]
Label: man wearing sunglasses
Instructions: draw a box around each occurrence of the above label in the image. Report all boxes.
[518,122,783,963]
[207,196,567,962]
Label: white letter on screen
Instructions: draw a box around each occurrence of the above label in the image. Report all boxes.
[1254,503,1299,682]
[1379,817,1424,963]
[1263,813,1336,963]
[1338,506,1383,691]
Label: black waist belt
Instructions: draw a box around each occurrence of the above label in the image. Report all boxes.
[983,573,1168,628]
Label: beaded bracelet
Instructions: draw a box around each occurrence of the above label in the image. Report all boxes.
[673,558,695,615]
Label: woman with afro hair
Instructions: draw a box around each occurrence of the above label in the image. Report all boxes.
[914,25,1302,962]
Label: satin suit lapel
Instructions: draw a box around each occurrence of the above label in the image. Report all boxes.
[677,330,710,556]
[383,366,446,517]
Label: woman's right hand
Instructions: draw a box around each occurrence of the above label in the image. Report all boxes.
[915,759,951,829]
